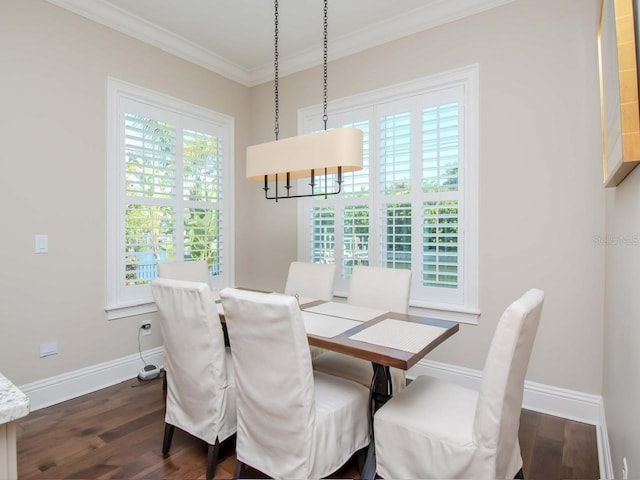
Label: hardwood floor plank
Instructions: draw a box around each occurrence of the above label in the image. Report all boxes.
[16,377,600,480]
[563,419,600,479]
[536,412,567,442]
[530,436,565,480]
[517,409,539,477]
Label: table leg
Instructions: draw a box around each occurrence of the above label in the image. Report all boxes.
[361,363,393,480]
[0,422,18,480]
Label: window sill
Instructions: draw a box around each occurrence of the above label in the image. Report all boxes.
[408,302,479,325]
[105,301,157,320]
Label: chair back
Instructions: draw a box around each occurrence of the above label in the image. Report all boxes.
[158,260,210,286]
[284,261,336,301]
[474,288,544,477]
[151,278,234,444]
[220,288,315,476]
[348,265,412,313]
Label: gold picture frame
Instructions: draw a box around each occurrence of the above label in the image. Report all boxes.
[598,0,640,187]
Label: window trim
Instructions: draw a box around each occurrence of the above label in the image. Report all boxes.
[105,77,235,320]
[297,65,479,323]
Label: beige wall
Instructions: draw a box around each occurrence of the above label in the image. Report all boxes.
[603,107,640,478]
[604,166,640,480]
[1,0,605,401]
[0,0,251,385]
[602,4,640,477]
[245,0,605,394]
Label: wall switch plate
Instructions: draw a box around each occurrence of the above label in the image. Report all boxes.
[35,234,48,253]
[39,341,58,357]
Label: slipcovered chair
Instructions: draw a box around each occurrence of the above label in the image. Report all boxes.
[158,259,210,286]
[284,261,336,360]
[374,288,545,479]
[151,278,236,480]
[219,288,370,479]
[284,261,336,302]
[312,265,411,394]
[158,259,226,347]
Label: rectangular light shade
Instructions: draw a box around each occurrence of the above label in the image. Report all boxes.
[246,127,363,181]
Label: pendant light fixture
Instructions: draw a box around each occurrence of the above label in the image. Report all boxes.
[246,0,363,202]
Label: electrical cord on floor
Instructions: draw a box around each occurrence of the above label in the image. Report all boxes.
[134,324,161,384]
[137,326,148,366]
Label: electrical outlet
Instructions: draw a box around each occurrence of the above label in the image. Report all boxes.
[39,341,58,357]
[141,321,152,336]
[622,457,628,480]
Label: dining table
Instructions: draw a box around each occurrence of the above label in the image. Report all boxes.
[216,293,459,480]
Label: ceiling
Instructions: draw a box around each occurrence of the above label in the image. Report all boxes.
[47,0,514,86]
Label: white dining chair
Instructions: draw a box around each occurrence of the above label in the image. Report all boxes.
[348,265,412,314]
[219,287,370,479]
[312,265,412,394]
[284,261,336,301]
[374,288,545,479]
[157,258,224,372]
[151,278,236,480]
[158,259,211,286]
[284,261,336,360]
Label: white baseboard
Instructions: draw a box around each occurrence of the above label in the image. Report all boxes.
[408,358,602,424]
[408,358,611,479]
[19,347,164,411]
[597,403,614,480]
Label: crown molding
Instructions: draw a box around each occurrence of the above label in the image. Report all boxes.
[47,0,253,85]
[250,0,515,85]
[47,0,514,87]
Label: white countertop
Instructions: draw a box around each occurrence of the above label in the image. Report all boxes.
[0,373,30,424]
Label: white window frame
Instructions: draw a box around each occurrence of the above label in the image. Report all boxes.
[298,65,479,323]
[105,78,235,320]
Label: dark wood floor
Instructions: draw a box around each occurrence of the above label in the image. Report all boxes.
[16,376,600,479]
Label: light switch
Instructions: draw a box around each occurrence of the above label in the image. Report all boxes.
[35,234,48,253]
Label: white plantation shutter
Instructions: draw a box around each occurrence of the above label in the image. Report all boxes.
[422,102,460,192]
[182,128,225,278]
[122,113,177,286]
[124,114,175,199]
[383,202,412,270]
[311,206,335,264]
[343,204,369,277]
[380,112,412,196]
[342,120,371,198]
[299,67,478,318]
[183,129,222,202]
[107,79,234,318]
[423,201,459,289]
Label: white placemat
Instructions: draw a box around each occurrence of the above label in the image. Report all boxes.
[302,312,362,338]
[303,302,386,322]
[349,318,448,353]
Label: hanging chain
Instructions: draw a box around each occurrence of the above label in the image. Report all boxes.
[274,0,280,140]
[262,0,344,201]
[322,0,328,130]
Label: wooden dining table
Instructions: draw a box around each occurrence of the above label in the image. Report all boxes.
[216,294,459,479]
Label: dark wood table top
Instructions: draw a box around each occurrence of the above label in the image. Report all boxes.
[300,299,458,370]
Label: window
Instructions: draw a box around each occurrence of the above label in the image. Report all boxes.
[299,66,478,322]
[106,79,234,319]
